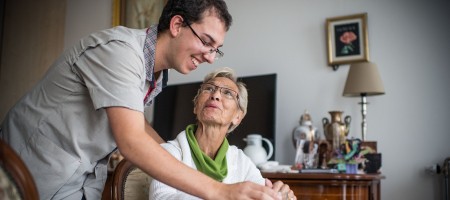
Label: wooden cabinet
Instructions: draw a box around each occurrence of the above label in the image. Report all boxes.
[262,172,385,200]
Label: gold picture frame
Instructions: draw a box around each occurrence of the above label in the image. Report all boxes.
[326,13,369,70]
[112,0,167,29]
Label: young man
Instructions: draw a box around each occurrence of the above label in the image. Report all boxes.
[0,0,279,199]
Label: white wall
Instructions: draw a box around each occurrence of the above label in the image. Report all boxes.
[66,0,450,199]
[64,0,112,48]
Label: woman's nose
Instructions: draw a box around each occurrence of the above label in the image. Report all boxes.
[210,89,221,100]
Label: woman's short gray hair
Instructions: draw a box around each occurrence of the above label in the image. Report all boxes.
[193,67,248,133]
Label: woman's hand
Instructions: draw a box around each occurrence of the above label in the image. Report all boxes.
[265,179,297,200]
[212,181,280,200]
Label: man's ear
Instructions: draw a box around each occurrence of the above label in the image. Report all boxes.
[169,15,184,37]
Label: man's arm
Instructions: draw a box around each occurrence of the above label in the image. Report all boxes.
[106,107,279,200]
[144,120,165,144]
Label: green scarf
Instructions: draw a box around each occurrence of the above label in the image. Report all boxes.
[186,124,228,182]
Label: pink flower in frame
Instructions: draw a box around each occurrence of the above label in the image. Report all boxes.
[340,31,357,44]
[339,31,358,54]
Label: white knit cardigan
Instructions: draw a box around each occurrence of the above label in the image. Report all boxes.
[149,131,265,200]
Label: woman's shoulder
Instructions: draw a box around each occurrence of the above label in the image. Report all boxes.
[226,144,240,154]
[161,131,191,160]
[226,145,251,161]
[161,134,184,157]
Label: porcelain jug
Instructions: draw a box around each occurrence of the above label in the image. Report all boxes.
[322,111,351,151]
[243,134,273,165]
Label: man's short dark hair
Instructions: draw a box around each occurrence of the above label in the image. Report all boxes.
[157,0,232,33]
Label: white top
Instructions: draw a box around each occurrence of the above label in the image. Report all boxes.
[149,131,265,200]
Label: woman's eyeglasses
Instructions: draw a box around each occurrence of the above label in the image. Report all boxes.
[200,83,240,108]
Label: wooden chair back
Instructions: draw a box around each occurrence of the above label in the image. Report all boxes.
[103,159,152,200]
[0,138,39,199]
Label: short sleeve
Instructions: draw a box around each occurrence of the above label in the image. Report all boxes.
[74,40,146,112]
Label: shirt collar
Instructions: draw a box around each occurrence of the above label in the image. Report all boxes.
[144,25,158,82]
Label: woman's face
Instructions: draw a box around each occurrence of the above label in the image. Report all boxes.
[194,77,242,128]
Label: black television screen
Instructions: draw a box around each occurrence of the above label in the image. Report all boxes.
[152,73,277,160]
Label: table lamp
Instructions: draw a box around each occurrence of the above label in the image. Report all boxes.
[343,62,385,141]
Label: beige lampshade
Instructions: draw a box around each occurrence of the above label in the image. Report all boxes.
[343,62,385,96]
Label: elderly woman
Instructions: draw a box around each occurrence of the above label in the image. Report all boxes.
[149,67,296,200]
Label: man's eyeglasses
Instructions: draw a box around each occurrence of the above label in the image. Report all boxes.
[186,24,224,60]
[200,83,240,107]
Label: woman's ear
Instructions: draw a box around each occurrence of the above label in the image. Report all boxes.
[232,110,243,126]
[169,15,184,37]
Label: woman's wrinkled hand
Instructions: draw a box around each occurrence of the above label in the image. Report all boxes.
[265,179,297,200]
[213,181,281,200]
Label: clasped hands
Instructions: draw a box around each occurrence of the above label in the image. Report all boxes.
[265,178,296,200]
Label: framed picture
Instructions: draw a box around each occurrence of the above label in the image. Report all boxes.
[326,13,369,69]
[112,0,167,29]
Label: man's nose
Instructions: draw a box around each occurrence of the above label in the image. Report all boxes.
[203,51,216,64]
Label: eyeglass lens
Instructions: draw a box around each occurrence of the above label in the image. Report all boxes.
[201,83,238,100]
[187,24,224,59]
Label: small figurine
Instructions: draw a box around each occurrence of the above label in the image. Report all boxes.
[328,138,375,174]
[317,140,332,169]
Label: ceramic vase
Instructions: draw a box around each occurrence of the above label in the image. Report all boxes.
[322,111,351,151]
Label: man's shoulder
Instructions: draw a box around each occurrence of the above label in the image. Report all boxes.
[81,26,146,48]
[113,26,146,35]
[104,26,146,41]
